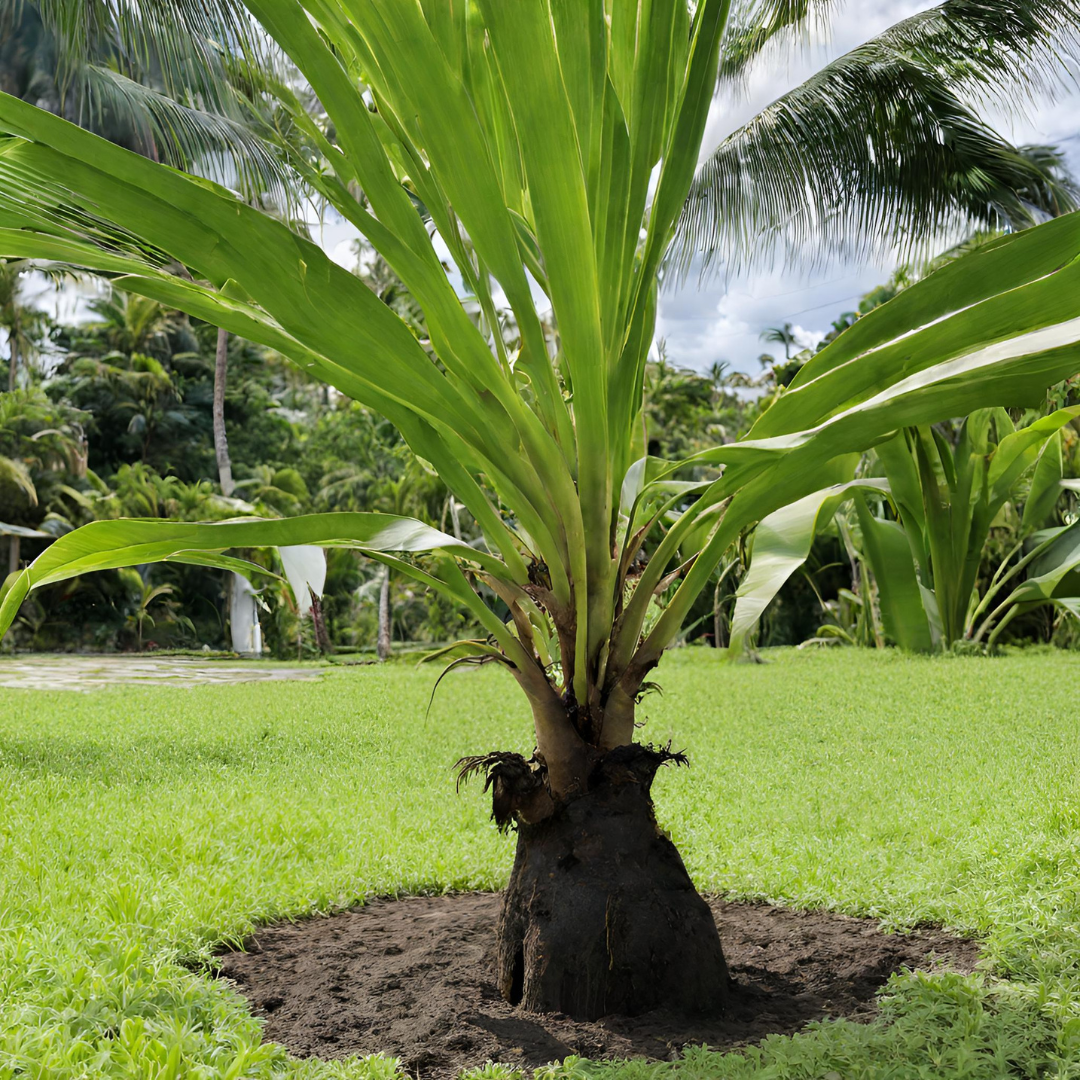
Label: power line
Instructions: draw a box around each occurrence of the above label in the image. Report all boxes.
[661,289,865,334]
[783,291,865,320]
[722,271,868,303]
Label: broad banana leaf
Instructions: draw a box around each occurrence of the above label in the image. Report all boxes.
[852,494,936,652]
[989,407,1080,505]
[278,545,327,617]
[1021,432,1065,531]
[1047,597,1080,623]
[728,477,890,654]
[997,522,1080,609]
[0,513,495,644]
[751,215,1080,440]
[0,522,50,539]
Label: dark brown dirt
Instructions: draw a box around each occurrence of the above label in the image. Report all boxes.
[218,893,978,1078]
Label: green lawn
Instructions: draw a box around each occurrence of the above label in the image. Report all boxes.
[3,648,1080,1078]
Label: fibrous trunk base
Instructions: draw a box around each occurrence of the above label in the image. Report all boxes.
[496,749,730,1020]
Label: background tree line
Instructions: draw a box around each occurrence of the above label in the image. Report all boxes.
[4,255,1078,657]
[2,0,1080,662]
[1,264,479,655]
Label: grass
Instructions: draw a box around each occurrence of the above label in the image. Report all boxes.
[3,647,1080,1077]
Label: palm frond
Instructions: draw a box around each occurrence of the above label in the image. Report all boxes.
[34,0,271,107]
[11,0,303,207]
[674,0,1080,278]
[81,65,293,206]
[876,0,1080,108]
[911,156,1079,283]
[673,0,1080,278]
[719,0,839,80]
[1011,144,1080,219]
[0,455,38,505]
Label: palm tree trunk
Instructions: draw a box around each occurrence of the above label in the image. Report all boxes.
[7,325,19,392]
[213,326,260,654]
[712,579,728,648]
[213,327,234,497]
[310,591,332,655]
[377,566,391,660]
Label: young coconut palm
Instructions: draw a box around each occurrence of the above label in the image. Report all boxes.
[3,1,1080,1020]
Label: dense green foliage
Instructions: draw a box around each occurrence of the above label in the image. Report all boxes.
[4,4,1080,783]
[4,649,1080,1076]
[730,403,1080,654]
[4,267,1080,657]
[0,287,484,655]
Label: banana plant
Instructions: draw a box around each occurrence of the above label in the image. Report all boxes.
[878,408,1080,648]
[731,407,1080,653]
[2,2,1080,1021]
[968,520,1080,648]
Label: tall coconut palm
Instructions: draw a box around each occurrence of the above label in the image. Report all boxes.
[0,258,51,392]
[3,0,1080,1020]
[212,328,235,497]
[760,322,798,361]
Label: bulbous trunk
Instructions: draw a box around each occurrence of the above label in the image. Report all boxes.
[492,745,730,1020]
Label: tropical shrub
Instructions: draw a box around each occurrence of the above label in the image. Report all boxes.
[730,408,1080,653]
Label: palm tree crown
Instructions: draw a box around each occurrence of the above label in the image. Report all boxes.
[671,0,1080,279]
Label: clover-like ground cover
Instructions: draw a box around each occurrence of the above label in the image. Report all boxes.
[2,648,1080,1078]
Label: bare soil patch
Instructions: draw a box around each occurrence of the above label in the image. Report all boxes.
[218,893,977,1077]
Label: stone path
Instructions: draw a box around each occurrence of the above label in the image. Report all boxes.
[0,655,323,691]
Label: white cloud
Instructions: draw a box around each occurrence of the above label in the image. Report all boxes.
[657,258,892,373]
[791,324,827,353]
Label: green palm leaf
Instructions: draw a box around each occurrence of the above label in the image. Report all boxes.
[719,0,838,80]
[673,0,1080,276]
[727,477,889,655]
[0,512,500,642]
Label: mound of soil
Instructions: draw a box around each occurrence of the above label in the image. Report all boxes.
[218,893,977,1078]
